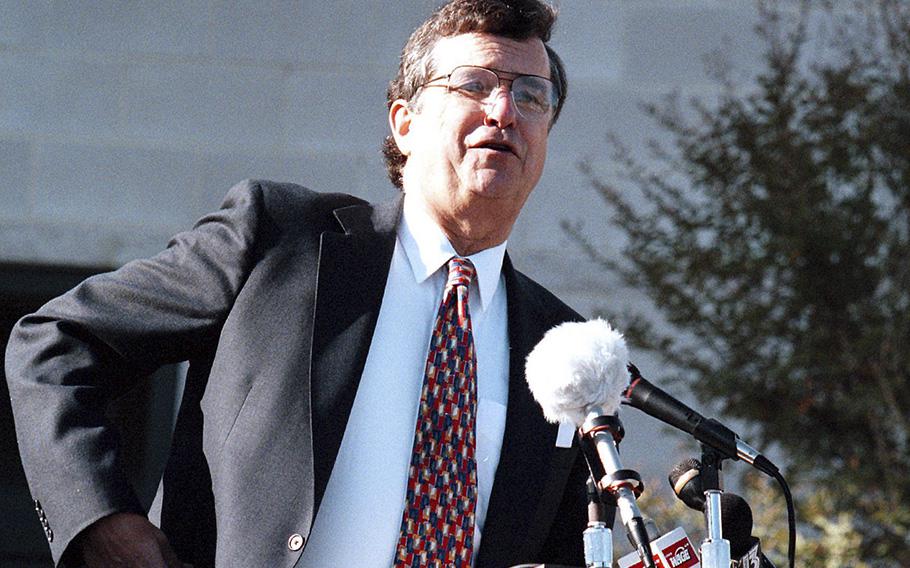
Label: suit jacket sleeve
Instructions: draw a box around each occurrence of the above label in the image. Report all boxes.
[4,179,283,564]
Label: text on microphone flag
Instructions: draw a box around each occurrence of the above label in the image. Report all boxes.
[618,527,700,568]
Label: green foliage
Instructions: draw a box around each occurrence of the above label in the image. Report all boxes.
[638,473,902,567]
[568,0,910,563]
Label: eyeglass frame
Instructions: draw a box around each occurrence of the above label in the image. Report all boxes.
[417,65,560,121]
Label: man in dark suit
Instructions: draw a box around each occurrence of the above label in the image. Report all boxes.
[5,1,589,566]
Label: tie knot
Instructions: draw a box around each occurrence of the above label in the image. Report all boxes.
[447,257,475,289]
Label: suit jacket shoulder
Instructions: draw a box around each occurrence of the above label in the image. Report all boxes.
[508,264,583,323]
[237,179,365,221]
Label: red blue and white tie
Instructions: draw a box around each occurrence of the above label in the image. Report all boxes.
[395,257,478,568]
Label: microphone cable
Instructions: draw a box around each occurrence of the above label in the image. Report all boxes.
[770,467,795,568]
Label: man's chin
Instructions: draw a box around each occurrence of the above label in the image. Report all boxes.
[465,171,525,199]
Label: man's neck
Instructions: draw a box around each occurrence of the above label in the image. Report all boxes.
[401,191,512,256]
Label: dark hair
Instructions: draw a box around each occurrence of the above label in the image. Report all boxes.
[382,0,568,189]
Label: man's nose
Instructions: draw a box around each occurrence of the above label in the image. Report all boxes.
[483,88,518,129]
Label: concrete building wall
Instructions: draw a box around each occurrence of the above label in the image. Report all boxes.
[0,0,766,309]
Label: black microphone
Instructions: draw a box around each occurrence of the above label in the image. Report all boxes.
[668,457,707,511]
[731,537,776,568]
[668,459,777,567]
[624,364,778,476]
[526,319,656,568]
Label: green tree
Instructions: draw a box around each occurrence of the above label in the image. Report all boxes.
[566,1,910,564]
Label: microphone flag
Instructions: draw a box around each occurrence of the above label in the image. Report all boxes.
[617,526,700,568]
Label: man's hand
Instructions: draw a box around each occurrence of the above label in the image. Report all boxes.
[78,512,186,568]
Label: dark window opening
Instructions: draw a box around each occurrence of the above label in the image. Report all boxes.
[1,263,182,566]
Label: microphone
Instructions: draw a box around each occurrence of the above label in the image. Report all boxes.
[668,459,777,567]
[731,538,775,568]
[668,458,709,511]
[526,319,655,568]
[623,365,778,476]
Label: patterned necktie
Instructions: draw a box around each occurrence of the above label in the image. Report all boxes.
[395,257,478,568]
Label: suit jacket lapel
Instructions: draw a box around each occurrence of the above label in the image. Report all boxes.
[476,255,580,567]
[308,195,401,516]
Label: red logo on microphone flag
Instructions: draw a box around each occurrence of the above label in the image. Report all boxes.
[617,527,700,568]
[661,537,699,568]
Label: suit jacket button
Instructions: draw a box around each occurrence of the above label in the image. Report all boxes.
[287,533,305,551]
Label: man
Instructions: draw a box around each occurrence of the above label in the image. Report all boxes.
[5,1,588,566]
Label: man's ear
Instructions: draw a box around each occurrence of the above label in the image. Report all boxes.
[389,98,414,157]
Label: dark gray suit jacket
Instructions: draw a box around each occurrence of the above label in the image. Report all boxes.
[5,180,588,567]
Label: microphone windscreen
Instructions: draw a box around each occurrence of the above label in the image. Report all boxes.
[721,493,755,557]
[525,319,629,426]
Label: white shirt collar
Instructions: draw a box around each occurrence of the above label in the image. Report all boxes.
[398,192,506,313]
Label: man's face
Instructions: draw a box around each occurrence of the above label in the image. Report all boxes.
[390,32,553,255]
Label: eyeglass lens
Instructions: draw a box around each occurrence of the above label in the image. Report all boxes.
[447,66,556,119]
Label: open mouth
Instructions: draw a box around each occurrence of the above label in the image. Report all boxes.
[473,142,516,156]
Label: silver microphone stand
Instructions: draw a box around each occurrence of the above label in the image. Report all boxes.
[699,446,731,568]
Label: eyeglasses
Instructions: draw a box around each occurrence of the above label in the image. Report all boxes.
[419,65,558,121]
